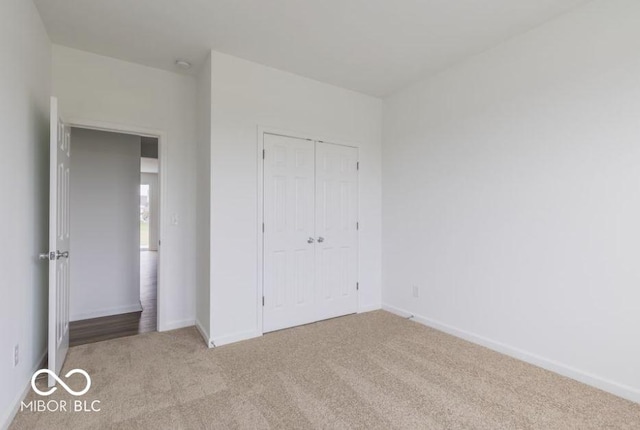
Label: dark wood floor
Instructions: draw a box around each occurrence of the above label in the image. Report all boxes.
[69,251,157,347]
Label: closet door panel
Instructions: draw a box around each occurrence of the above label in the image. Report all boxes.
[315,142,359,321]
[263,134,316,332]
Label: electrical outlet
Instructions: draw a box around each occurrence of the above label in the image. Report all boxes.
[13,344,19,367]
[412,285,419,298]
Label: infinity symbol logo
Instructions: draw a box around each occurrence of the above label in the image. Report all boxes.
[31,369,92,397]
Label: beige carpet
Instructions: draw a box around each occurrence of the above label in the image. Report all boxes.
[10,311,640,429]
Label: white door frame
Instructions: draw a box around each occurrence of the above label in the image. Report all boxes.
[66,117,168,331]
[256,126,360,336]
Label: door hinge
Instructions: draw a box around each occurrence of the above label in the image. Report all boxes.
[356,222,359,230]
[262,296,265,306]
[357,161,359,170]
[356,282,359,291]
[262,149,265,159]
[262,223,265,233]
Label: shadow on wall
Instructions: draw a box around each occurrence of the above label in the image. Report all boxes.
[31,92,50,366]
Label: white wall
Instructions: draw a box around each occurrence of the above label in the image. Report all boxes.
[52,45,197,330]
[382,0,640,402]
[141,157,159,174]
[195,54,212,343]
[141,172,159,251]
[0,0,51,428]
[70,128,142,320]
[209,51,382,345]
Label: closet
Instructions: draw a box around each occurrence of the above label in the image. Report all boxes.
[262,133,359,332]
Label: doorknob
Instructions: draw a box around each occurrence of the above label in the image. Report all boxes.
[307,237,315,244]
[317,237,325,243]
[39,250,68,260]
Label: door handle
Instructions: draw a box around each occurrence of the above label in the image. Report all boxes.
[307,237,315,244]
[317,237,325,243]
[39,251,69,260]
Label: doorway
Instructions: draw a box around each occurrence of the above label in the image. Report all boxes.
[139,136,159,335]
[67,128,160,346]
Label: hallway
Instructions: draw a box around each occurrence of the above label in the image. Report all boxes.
[68,251,157,346]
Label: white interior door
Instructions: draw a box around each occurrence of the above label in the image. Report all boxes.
[263,134,316,332]
[315,142,359,321]
[47,97,70,386]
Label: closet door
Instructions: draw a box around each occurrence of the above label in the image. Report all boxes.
[263,134,316,333]
[315,142,359,321]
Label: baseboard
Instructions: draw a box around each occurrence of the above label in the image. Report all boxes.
[211,330,262,347]
[1,350,47,430]
[158,318,195,332]
[358,303,382,313]
[382,303,640,404]
[382,304,413,318]
[70,302,143,321]
[195,319,212,348]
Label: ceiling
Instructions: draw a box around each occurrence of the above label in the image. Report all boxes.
[34,0,588,97]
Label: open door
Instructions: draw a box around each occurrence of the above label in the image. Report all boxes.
[42,96,71,386]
